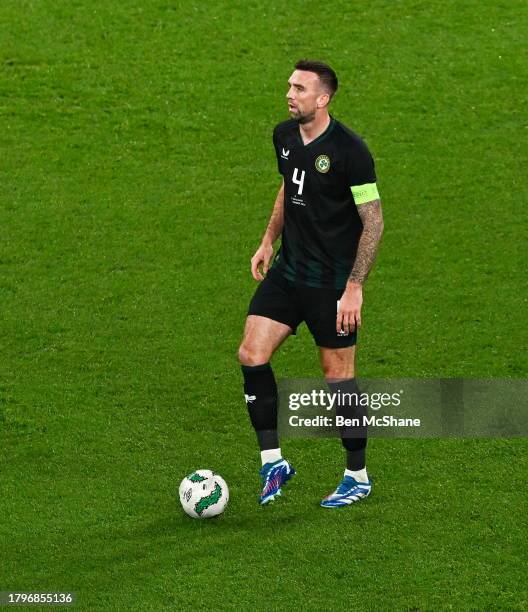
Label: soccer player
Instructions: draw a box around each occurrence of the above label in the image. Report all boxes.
[238,60,384,507]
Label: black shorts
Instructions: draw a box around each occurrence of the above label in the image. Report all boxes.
[247,269,357,348]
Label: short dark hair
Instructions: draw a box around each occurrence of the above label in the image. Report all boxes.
[295,59,338,98]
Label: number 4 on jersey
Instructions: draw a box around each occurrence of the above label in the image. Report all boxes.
[292,168,305,195]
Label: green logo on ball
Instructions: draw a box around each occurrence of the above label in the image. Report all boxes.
[195,483,223,516]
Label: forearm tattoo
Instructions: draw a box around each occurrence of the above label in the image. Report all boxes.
[349,199,384,284]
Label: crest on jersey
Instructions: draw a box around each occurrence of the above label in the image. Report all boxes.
[315,154,330,173]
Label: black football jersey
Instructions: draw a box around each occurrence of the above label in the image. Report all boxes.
[270,116,378,289]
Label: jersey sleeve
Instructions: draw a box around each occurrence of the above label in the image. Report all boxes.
[346,139,379,205]
[272,126,282,175]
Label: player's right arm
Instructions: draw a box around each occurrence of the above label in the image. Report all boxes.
[251,180,284,281]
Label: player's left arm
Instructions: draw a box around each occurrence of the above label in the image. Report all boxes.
[349,198,384,284]
[337,197,384,335]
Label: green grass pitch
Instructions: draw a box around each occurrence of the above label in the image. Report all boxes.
[1,0,527,609]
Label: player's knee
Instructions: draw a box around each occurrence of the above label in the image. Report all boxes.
[323,365,348,379]
[323,367,337,379]
[322,359,355,380]
[237,343,270,367]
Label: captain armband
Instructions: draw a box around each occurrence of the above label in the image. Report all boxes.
[350,182,379,205]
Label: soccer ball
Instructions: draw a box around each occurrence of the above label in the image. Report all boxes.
[179,469,229,519]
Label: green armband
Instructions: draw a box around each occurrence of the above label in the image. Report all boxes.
[350,182,379,205]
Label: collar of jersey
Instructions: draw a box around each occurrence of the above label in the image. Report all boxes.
[296,115,336,148]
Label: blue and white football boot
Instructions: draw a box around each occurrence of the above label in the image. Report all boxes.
[320,475,372,508]
[259,459,296,505]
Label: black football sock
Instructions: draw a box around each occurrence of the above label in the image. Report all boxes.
[327,378,367,471]
[345,447,366,471]
[241,363,279,451]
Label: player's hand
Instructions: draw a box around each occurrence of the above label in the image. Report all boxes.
[251,242,274,281]
[337,282,363,334]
